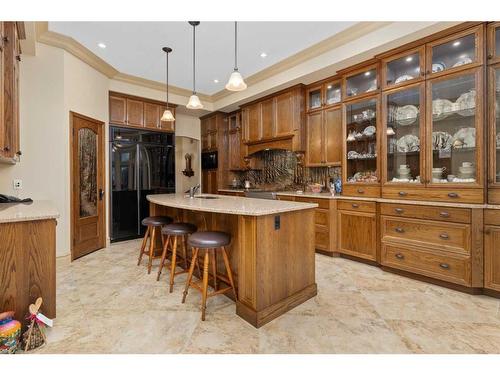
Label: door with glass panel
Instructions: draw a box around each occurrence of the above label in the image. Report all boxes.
[426,67,483,188]
[70,112,106,260]
[382,83,425,186]
[489,64,500,203]
[487,22,500,65]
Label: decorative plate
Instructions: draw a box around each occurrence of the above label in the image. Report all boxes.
[432,131,453,150]
[396,134,420,153]
[362,109,376,121]
[347,151,359,159]
[363,125,376,137]
[395,74,414,84]
[432,62,446,73]
[432,99,453,120]
[452,127,476,148]
[395,105,419,126]
[456,90,476,117]
[452,56,473,67]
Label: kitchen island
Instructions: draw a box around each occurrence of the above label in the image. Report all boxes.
[147,193,318,327]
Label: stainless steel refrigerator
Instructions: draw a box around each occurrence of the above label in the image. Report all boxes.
[110,126,175,242]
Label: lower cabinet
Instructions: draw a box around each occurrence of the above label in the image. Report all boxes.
[485,210,500,292]
[202,170,218,194]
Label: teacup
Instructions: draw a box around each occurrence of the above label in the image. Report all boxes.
[399,164,410,170]
[447,174,456,182]
[462,162,473,168]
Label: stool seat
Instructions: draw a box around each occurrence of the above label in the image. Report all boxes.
[188,231,231,248]
[162,222,197,236]
[141,216,172,227]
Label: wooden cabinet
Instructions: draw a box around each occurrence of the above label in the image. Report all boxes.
[488,63,500,204]
[305,111,323,165]
[380,46,425,90]
[341,61,380,102]
[275,90,296,136]
[260,98,275,139]
[201,113,221,152]
[109,92,176,132]
[228,112,244,170]
[202,169,218,194]
[243,103,261,143]
[306,106,342,167]
[485,210,500,292]
[337,206,377,261]
[487,22,500,65]
[306,78,342,112]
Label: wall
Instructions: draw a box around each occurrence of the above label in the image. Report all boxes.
[175,137,200,194]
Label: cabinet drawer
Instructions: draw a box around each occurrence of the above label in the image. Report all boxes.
[278,195,296,202]
[380,203,471,223]
[382,186,483,204]
[381,243,471,286]
[315,208,330,226]
[295,197,330,209]
[315,226,330,251]
[485,209,500,226]
[342,185,381,198]
[381,217,470,254]
[338,200,376,213]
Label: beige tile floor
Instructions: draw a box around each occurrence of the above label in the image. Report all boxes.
[36,239,500,354]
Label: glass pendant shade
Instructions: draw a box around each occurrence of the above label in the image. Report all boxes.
[161,109,175,122]
[187,94,203,109]
[225,70,247,91]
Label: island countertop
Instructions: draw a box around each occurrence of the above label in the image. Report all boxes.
[147,193,318,216]
[0,200,60,224]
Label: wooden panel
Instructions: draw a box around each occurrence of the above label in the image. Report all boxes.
[314,226,330,250]
[126,98,144,127]
[246,103,261,143]
[314,208,329,226]
[342,185,381,198]
[337,199,376,213]
[487,22,500,65]
[324,106,342,165]
[381,216,471,255]
[277,195,295,201]
[381,243,471,286]
[228,130,241,170]
[144,102,160,129]
[380,203,471,223]
[109,96,126,125]
[294,196,330,209]
[1,22,17,158]
[485,209,500,226]
[305,111,323,166]
[485,225,500,291]
[337,210,377,261]
[260,98,275,139]
[382,186,484,204]
[275,90,294,136]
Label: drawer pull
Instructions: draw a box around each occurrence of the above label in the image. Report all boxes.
[357,188,365,194]
[394,208,404,214]
[395,227,405,233]
[439,263,450,270]
[398,191,408,197]
[439,211,450,218]
[351,203,359,208]
[395,253,405,260]
[439,233,450,240]
[448,192,459,198]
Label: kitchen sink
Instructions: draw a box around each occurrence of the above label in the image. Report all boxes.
[195,196,219,199]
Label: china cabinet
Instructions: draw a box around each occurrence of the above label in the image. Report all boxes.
[487,22,500,65]
[341,62,380,102]
[342,94,381,198]
[306,78,342,112]
[381,46,426,90]
[488,63,500,203]
[426,24,484,79]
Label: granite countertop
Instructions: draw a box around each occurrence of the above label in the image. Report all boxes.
[147,193,318,216]
[0,200,60,223]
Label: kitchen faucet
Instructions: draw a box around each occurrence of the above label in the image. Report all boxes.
[187,184,200,198]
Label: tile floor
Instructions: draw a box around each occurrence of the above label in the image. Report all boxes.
[36,239,500,354]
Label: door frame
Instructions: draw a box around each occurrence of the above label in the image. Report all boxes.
[69,111,106,261]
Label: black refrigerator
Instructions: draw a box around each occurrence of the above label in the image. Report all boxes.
[110,126,175,242]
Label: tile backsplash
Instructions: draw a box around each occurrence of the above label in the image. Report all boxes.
[230,150,341,191]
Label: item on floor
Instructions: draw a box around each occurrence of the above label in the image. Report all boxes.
[22,298,49,352]
[0,194,33,204]
[0,311,21,354]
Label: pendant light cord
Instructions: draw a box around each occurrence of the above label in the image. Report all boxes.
[193,24,196,94]
[166,50,169,110]
[234,21,238,71]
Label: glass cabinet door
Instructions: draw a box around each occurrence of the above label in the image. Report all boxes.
[307,85,322,111]
[428,26,483,77]
[345,97,379,184]
[383,47,424,89]
[325,80,342,106]
[384,84,424,185]
[492,66,500,185]
[428,68,481,186]
[345,67,378,99]
[487,22,500,65]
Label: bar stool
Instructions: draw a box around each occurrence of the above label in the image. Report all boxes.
[137,216,173,274]
[157,222,199,292]
[182,231,237,321]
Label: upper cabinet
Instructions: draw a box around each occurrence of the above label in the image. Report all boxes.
[227,111,245,171]
[109,92,176,132]
[426,24,484,78]
[306,106,342,167]
[306,78,342,112]
[488,63,500,203]
[342,62,379,101]
[201,112,226,152]
[487,22,500,65]
[381,46,425,90]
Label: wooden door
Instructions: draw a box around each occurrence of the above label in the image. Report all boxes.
[260,98,275,139]
[209,170,218,194]
[144,102,160,129]
[275,91,295,136]
[337,210,377,261]
[210,130,218,150]
[1,22,17,159]
[487,22,500,65]
[246,103,261,142]
[202,170,209,193]
[0,22,3,153]
[485,225,500,291]
[228,129,241,170]
[70,112,106,260]
[126,98,144,127]
[306,110,323,166]
[323,106,342,165]
[109,95,127,125]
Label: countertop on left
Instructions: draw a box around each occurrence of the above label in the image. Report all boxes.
[0,200,60,223]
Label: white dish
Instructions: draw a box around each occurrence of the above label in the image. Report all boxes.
[347,151,359,159]
[453,57,472,67]
[366,82,377,92]
[396,134,420,153]
[452,127,476,149]
[432,131,453,151]
[395,74,414,84]
[432,99,453,120]
[496,133,500,148]
[432,62,446,73]
[456,90,476,117]
[363,125,376,137]
[395,105,419,126]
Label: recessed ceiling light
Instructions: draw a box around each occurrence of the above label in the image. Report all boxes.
[97,42,106,49]
[213,79,219,83]
[364,71,371,76]
[453,41,461,47]
[405,56,413,62]
[260,52,267,58]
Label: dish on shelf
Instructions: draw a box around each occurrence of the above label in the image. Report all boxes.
[347,131,356,142]
[396,134,420,153]
[496,133,500,148]
[349,171,378,183]
[432,131,453,151]
[432,62,446,73]
[391,176,421,183]
[347,88,358,97]
[386,127,395,136]
[452,56,473,67]
[451,127,476,148]
[367,82,377,92]
[327,91,341,104]
[354,131,364,140]
[363,125,376,137]
[395,105,419,126]
[432,99,453,120]
[456,90,476,117]
[347,151,359,159]
[395,74,414,84]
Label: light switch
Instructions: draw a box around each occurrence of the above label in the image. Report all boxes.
[13,179,22,190]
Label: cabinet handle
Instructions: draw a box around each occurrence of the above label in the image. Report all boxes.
[395,227,405,233]
[395,253,405,260]
[398,191,408,197]
[439,211,450,218]
[439,233,450,240]
[447,192,459,198]
[439,263,450,270]
[357,188,365,194]
[351,203,359,208]
[394,208,404,214]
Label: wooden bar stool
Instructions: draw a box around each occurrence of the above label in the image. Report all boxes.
[182,231,237,321]
[137,216,173,274]
[157,222,199,292]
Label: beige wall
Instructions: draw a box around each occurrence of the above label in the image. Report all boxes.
[175,137,201,194]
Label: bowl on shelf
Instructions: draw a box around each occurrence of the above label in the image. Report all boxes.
[308,183,323,194]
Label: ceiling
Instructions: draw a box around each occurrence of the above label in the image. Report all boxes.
[48,21,356,95]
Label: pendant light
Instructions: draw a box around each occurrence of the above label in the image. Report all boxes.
[187,21,203,109]
[225,21,247,92]
[161,47,175,122]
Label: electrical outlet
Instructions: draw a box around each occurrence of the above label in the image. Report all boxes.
[13,179,22,190]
